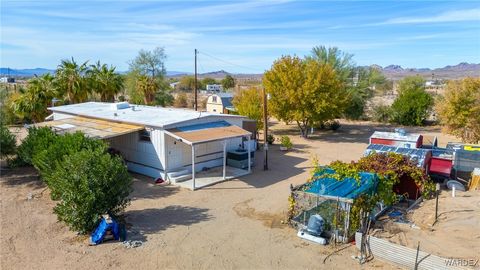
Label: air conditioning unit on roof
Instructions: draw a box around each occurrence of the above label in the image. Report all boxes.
[110,102,130,110]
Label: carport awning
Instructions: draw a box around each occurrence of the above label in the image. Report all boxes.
[34,116,144,139]
[165,121,251,145]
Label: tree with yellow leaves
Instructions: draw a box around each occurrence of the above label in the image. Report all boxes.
[232,87,263,130]
[436,77,480,143]
[263,56,347,138]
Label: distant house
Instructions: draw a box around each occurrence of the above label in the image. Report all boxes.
[425,81,435,87]
[170,82,180,89]
[206,93,235,114]
[206,84,223,92]
[0,77,15,83]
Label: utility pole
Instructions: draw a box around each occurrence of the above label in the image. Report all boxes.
[263,87,268,170]
[194,49,198,111]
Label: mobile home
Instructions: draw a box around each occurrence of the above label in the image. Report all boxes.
[37,102,256,190]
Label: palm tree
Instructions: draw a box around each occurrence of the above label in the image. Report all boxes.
[55,57,89,103]
[136,75,157,104]
[13,73,57,122]
[309,46,354,83]
[88,62,124,102]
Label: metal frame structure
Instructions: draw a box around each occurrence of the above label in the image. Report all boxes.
[164,129,252,190]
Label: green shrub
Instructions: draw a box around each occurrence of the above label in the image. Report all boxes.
[390,76,433,126]
[267,134,275,144]
[0,88,22,125]
[280,135,293,149]
[344,91,366,120]
[16,127,57,165]
[0,122,16,160]
[51,148,132,233]
[32,132,108,199]
[371,104,392,123]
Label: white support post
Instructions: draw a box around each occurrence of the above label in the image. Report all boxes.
[163,133,168,181]
[223,140,227,180]
[192,144,196,191]
[247,136,251,173]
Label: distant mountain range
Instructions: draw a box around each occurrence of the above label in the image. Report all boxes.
[2,62,478,80]
[0,68,55,77]
[371,62,480,80]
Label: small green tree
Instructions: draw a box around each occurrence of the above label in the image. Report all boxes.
[174,93,188,108]
[177,76,202,91]
[221,75,236,90]
[436,77,480,143]
[155,88,174,107]
[371,104,392,123]
[126,47,170,105]
[344,89,366,120]
[202,77,217,86]
[390,76,433,125]
[232,87,263,130]
[51,148,132,233]
[0,121,16,160]
[1,87,22,125]
[345,66,388,120]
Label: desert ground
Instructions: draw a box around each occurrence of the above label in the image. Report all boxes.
[1,120,478,270]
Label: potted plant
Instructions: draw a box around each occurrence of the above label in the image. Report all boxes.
[267,134,275,145]
[280,135,293,151]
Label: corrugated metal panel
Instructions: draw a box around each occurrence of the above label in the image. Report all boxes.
[355,233,467,270]
[34,116,144,139]
[365,144,431,168]
[371,131,421,142]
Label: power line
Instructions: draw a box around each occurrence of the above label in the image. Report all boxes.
[197,54,207,74]
[197,50,261,73]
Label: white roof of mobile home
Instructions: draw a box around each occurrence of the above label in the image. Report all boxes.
[49,102,244,129]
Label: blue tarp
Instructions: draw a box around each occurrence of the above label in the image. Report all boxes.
[176,121,231,132]
[306,168,378,199]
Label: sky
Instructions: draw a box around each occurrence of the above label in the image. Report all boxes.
[1,0,479,73]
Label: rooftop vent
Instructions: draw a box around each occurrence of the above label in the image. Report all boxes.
[110,102,130,111]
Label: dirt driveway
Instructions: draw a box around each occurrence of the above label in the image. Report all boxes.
[1,121,457,270]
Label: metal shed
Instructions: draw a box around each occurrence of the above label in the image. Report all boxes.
[369,131,423,148]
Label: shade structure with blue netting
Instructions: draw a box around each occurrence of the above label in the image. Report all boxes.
[306,168,378,199]
[291,167,379,243]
